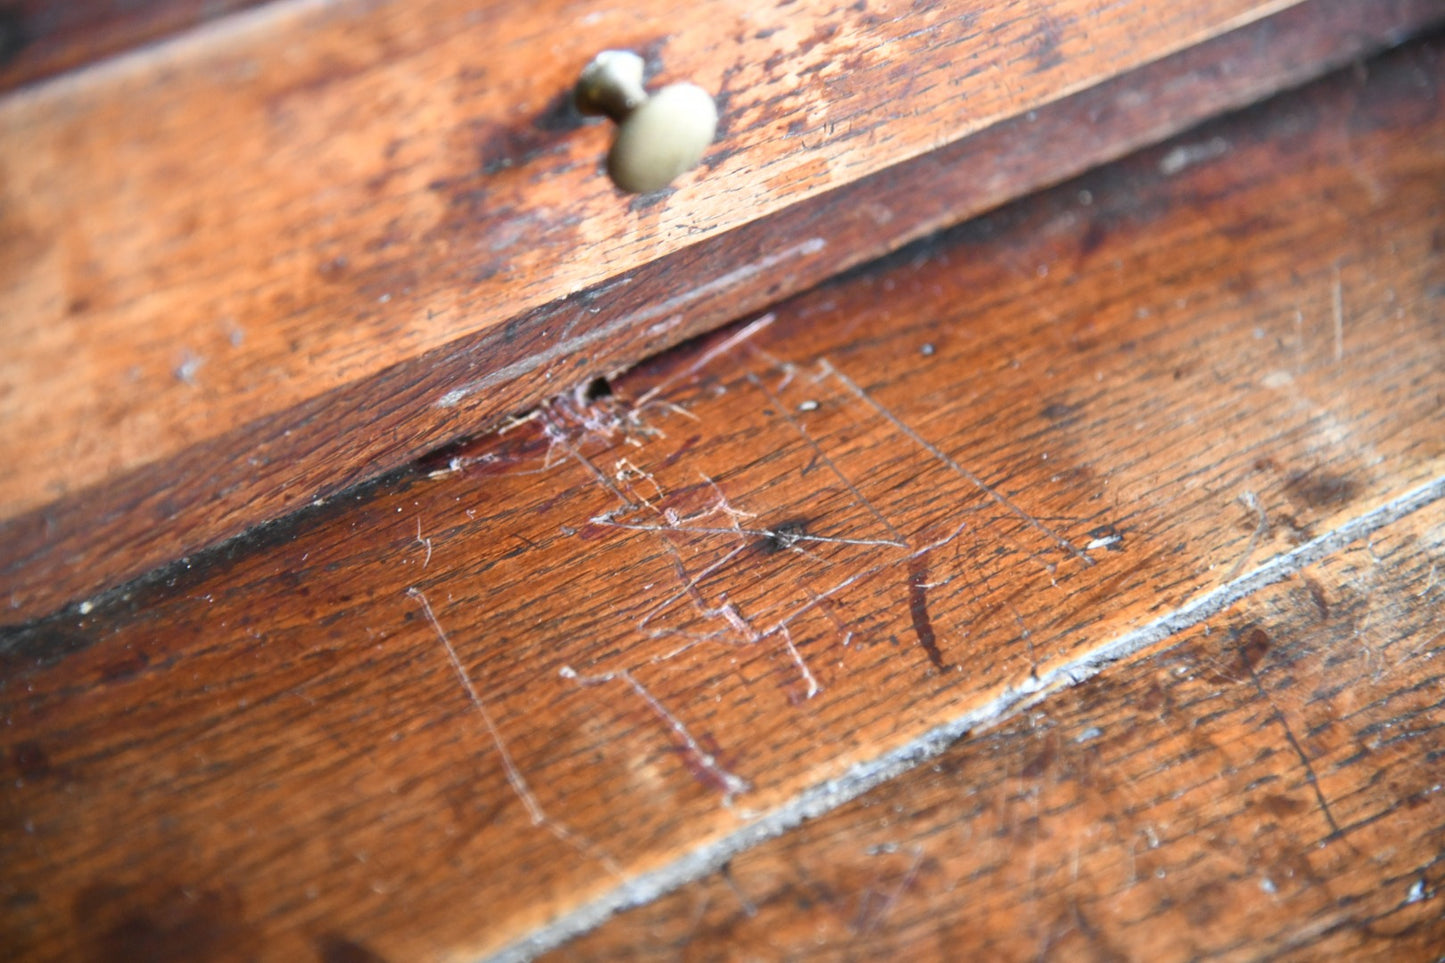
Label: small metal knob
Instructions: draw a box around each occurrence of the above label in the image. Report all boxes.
[575,50,718,194]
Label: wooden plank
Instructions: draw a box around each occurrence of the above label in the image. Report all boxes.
[3,36,1444,962]
[5,0,1440,623]
[0,1,274,92]
[555,502,1445,961]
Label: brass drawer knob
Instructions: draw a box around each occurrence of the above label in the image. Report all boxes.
[575,50,718,194]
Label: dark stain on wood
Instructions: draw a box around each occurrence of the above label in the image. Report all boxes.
[1283,468,1361,510]
[1258,792,1309,818]
[74,882,258,963]
[907,550,946,670]
[317,934,392,963]
[1020,734,1057,779]
[1238,625,1272,675]
[11,739,49,778]
[1302,575,1331,618]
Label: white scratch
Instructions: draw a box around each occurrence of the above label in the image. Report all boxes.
[778,625,820,700]
[1157,136,1228,176]
[823,359,1093,566]
[636,313,778,408]
[408,588,621,875]
[416,519,433,569]
[855,845,924,934]
[589,518,905,548]
[561,665,751,798]
[1226,490,1267,582]
[408,588,545,824]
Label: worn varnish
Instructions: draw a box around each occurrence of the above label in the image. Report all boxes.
[5,0,1440,623]
[3,36,1444,963]
[557,504,1445,960]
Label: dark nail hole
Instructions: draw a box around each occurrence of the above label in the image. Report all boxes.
[759,519,810,554]
[583,376,613,401]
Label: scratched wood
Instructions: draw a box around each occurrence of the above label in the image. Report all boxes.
[556,503,1445,961]
[0,0,273,92]
[6,0,1439,624]
[3,37,1444,963]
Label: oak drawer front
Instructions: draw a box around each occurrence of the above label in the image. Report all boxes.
[3,0,1437,621]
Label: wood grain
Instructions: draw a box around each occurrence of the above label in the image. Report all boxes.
[555,503,1445,961]
[3,37,1444,962]
[0,0,274,92]
[6,0,1440,623]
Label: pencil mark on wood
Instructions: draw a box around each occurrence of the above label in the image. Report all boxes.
[907,551,945,670]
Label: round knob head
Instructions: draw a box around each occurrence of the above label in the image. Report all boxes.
[607,83,718,194]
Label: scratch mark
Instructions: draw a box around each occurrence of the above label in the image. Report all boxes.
[907,551,945,670]
[639,544,751,630]
[1226,490,1267,582]
[410,589,623,875]
[408,588,547,823]
[854,845,924,934]
[416,519,433,569]
[1241,648,1342,840]
[636,313,778,408]
[589,518,905,548]
[427,451,502,479]
[1012,604,1038,680]
[1332,264,1344,364]
[762,522,970,640]
[720,862,757,917]
[546,421,638,509]
[561,665,751,798]
[747,371,907,544]
[823,359,1093,566]
[708,597,819,699]
[615,458,665,506]
[778,624,820,699]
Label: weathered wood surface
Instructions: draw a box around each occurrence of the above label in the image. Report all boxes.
[0,0,273,92]
[557,504,1445,961]
[6,0,1441,624]
[3,36,1444,962]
